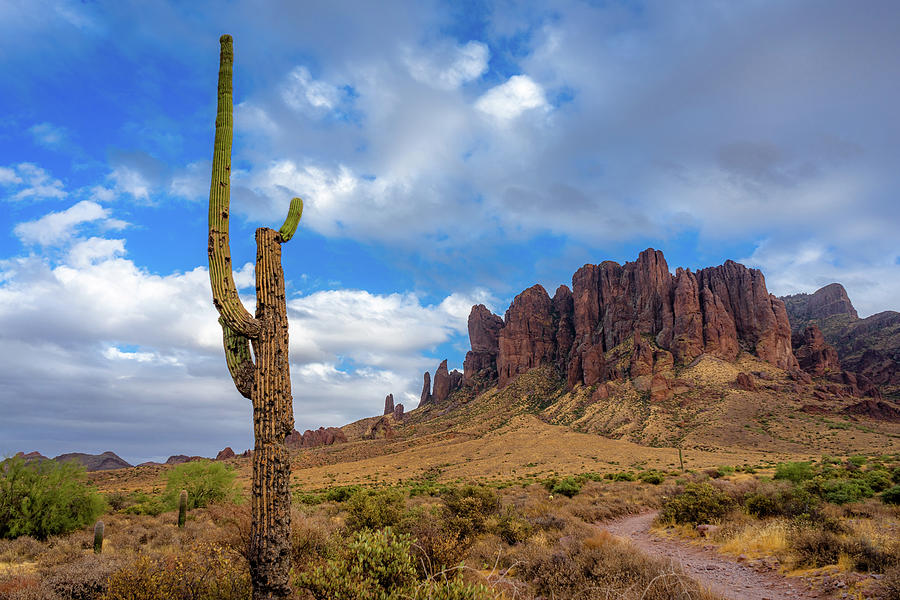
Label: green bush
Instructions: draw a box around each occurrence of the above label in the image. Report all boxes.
[0,456,106,540]
[440,485,500,540]
[744,483,818,518]
[163,460,240,510]
[296,528,490,600]
[865,469,894,492]
[659,483,733,525]
[121,492,167,516]
[790,527,843,568]
[325,485,361,503]
[882,485,900,505]
[550,477,582,498]
[491,506,532,545]
[639,471,665,485]
[816,478,874,505]
[774,461,815,484]
[604,471,636,482]
[346,488,405,531]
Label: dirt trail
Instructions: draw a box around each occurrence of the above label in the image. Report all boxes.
[601,512,822,600]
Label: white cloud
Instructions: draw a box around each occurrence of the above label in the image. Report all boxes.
[405,40,489,90]
[108,165,152,201]
[28,122,67,148]
[14,200,111,245]
[475,75,548,121]
[281,66,342,114]
[67,237,126,267]
[169,161,210,202]
[0,163,66,201]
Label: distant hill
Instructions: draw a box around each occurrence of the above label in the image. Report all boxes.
[53,451,131,471]
[781,283,900,397]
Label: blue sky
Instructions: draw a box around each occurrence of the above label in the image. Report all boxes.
[1,0,899,463]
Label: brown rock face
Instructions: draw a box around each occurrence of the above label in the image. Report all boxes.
[793,325,841,376]
[466,249,801,391]
[392,404,404,420]
[384,394,394,416]
[497,285,558,387]
[285,427,347,449]
[463,305,504,385]
[450,369,463,392]
[735,372,757,391]
[783,283,858,324]
[216,447,236,460]
[420,371,432,405]
[433,360,451,402]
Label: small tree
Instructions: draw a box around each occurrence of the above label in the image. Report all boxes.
[164,460,240,510]
[0,456,106,539]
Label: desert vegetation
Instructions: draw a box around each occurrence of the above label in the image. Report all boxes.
[3,452,900,599]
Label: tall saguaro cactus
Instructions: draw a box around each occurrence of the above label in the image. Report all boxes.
[208,34,301,600]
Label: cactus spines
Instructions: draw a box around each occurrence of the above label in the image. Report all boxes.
[93,521,104,554]
[178,489,188,528]
[207,34,296,599]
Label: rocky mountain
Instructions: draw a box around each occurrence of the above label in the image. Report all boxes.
[53,451,131,471]
[462,249,799,395]
[781,283,900,394]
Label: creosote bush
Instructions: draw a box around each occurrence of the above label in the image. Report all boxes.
[0,457,106,540]
[659,483,733,525]
[346,488,405,532]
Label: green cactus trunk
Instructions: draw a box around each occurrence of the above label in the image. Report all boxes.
[178,489,187,528]
[208,34,302,600]
[93,521,104,554]
[679,447,684,472]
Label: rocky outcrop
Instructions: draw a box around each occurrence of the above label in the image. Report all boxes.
[793,325,841,376]
[735,372,757,391]
[285,427,347,449]
[497,285,558,387]
[433,360,451,402]
[420,372,432,405]
[782,283,858,324]
[392,404,404,420]
[166,454,203,465]
[363,416,396,440]
[844,399,900,422]
[463,305,504,386]
[470,248,799,390]
[384,394,394,416]
[14,451,48,463]
[216,447,235,460]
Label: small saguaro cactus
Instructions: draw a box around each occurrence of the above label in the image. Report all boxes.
[93,521,104,554]
[178,489,188,528]
[679,447,685,472]
[207,34,301,600]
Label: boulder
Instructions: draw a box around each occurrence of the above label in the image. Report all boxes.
[793,325,841,376]
[735,372,757,391]
[215,447,235,460]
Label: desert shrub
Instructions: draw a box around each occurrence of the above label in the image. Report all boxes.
[659,483,733,525]
[291,511,343,571]
[103,541,250,600]
[121,492,166,516]
[639,471,665,485]
[0,575,56,600]
[865,469,894,492]
[515,531,718,600]
[440,485,500,541]
[604,471,636,482]
[0,535,44,561]
[43,555,123,600]
[0,457,106,540]
[163,460,240,510]
[549,477,582,498]
[882,485,900,505]
[324,485,361,503]
[790,527,843,568]
[774,461,815,484]
[295,527,417,598]
[882,565,900,600]
[849,455,868,467]
[892,466,900,484]
[842,537,899,573]
[346,488,405,532]
[744,482,818,518]
[490,506,532,545]
[400,506,466,576]
[817,478,874,504]
[717,466,735,477]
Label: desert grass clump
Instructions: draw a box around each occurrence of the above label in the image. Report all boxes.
[42,554,124,600]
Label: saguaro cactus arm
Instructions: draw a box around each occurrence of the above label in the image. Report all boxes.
[220,317,255,399]
[208,34,261,339]
[277,197,303,243]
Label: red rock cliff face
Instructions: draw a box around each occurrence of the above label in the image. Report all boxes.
[467,248,799,389]
[463,304,504,385]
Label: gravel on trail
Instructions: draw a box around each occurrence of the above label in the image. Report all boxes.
[600,512,823,600]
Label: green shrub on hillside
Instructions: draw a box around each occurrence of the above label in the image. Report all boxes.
[0,456,106,540]
[882,485,900,505]
[441,485,500,540]
[163,460,240,510]
[346,488,405,531]
[774,461,815,484]
[549,477,582,498]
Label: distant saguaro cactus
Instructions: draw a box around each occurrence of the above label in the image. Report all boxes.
[207,34,301,599]
[93,521,104,554]
[178,489,187,528]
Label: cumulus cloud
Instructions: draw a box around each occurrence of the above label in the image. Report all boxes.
[281,66,343,114]
[28,122,67,148]
[405,40,489,90]
[14,200,121,245]
[0,232,494,462]
[475,75,548,121]
[0,163,66,201]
